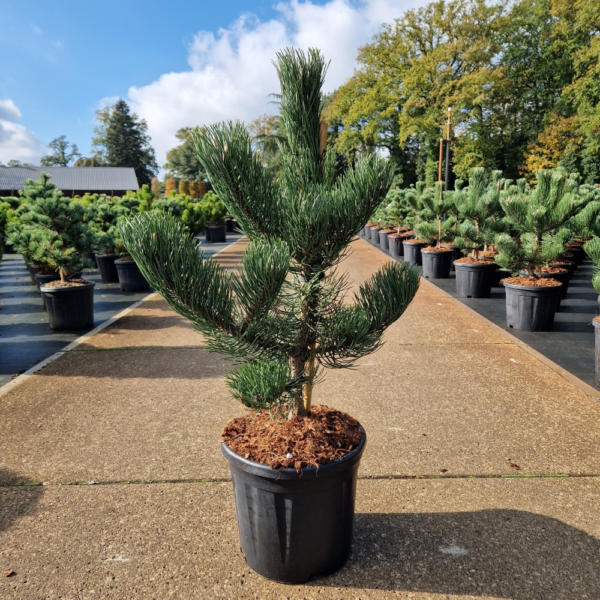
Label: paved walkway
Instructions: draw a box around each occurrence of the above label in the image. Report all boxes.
[1,238,600,599]
[0,233,244,389]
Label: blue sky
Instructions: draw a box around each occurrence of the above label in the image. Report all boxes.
[0,0,423,168]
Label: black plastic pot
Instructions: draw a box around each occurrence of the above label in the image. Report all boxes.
[378,230,391,251]
[504,280,561,331]
[454,261,496,298]
[441,245,462,271]
[491,266,507,287]
[421,249,453,279]
[204,227,211,242]
[95,254,119,283]
[41,281,95,330]
[542,270,569,301]
[115,260,151,292]
[550,261,576,281]
[388,235,403,258]
[566,246,585,266]
[226,219,235,232]
[369,227,382,245]
[208,225,226,243]
[403,241,425,266]
[35,272,60,293]
[221,431,366,584]
[594,319,600,388]
[27,265,42,285]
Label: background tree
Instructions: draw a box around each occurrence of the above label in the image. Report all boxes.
[92,100,158,185]
[164,178,176,195]
[150,177,162,199]
[40,136,81,167]
[74,155,107,167]
[164,127,206,181]
[178,179,190,196]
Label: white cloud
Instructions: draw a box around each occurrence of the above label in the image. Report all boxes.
[32,24,42,35]
[125,0,426,167]
[0,98,47,165]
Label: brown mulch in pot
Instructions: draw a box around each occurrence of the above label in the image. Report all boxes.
[479,251,498,258]
[550,260,575,267]
[422,246,453,252]
[42,278,91,289]
[221,405,363,471]
[455,257,494,264]
[380,228,396,234]
[504,276,561,287]
[404,239,428,244]
[540,266,568,274]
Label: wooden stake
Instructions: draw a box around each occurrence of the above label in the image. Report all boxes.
[438,138,444,183]
[319,122,328,156]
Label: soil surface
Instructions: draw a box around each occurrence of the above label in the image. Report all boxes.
[42,278,91,288]
[404,239,428,244]
[221,405,363,471]
[422,246,453,252]
[550,260,575,267]
[504,276,562,287]
[455,257,495,264]
[540,267,568,274]
[479,251,498,258]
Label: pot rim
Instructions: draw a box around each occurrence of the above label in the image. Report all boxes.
[503,280,562,292]
[40,281,95,292]
[221,426,366,481]
[114,259,136,264]
[454,261,497,268]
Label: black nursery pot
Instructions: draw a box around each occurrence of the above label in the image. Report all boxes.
[27,265,42,285]
[225,219,235,233]
[454,261,496,298]
[208,225,227,243]
[403,241,425,266]
[369,227,382,245]
[221,432,367,584]
[504,280,561,331]
[421,249,453,279]
[95,254,119,283]
[41,281,95,330]
[378,230,391,252]
[388,235,404,258]
[441,245,462,271]
[115,260,151,292]
[83,252,98,267]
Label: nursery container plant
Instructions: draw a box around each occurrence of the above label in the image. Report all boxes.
[496,170,590,331]
[452,169,506,297]
[201,191,227,243]
[122,48,420,584]
[414,182,455,279]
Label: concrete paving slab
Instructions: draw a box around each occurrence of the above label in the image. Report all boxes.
[1,477,599,599]
[79,299,202,349]
[0,348,238,484]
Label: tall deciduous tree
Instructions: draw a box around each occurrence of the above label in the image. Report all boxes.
[92,100,158,186]
[40,136,81,166]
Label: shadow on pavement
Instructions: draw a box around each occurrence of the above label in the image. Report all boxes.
[315,510,600,599]
[0,469,44,534]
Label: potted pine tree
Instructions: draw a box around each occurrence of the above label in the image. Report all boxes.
[200,191,227,243]
[402,183,431,265]
[453,168,506,297]
[121,48,420,584]
[495,170,590,331]
[91,198,131,283]
[414,182,455,279]
[11,180,96,329]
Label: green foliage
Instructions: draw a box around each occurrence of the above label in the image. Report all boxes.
[495,169,593,276]
[199,191,227,226]
[164,127,207,181]
[413,182,455,246]
[122,48,420,416]
[40,135,81,167]
[92,99,158,185]
[452,168,506,258]
[583,237,600,294]
[6,174,94,278]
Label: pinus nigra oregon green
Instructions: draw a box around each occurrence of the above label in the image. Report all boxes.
[121,48,420,418]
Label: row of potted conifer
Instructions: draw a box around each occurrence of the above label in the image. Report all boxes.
[362,167,600,332]
[3,174,229,331]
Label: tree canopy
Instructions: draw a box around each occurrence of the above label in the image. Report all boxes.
[92,100,158,186]
[163,127,206,181]
[325,0,600,184]
[40,136,81,167]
